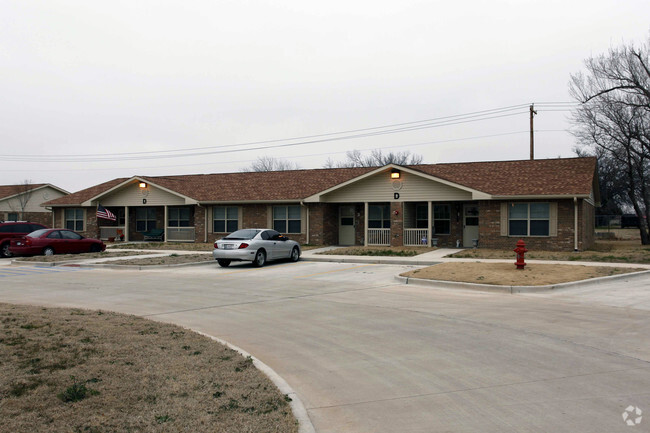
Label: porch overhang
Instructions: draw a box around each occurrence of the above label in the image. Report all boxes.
[302,164,492,203]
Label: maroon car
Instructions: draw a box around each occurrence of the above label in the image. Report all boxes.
[9,229,106,256]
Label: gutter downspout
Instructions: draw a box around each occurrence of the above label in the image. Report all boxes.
[574,197,579,251]
[300,201,309,245]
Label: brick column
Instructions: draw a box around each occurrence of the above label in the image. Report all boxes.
[390,202,403,247]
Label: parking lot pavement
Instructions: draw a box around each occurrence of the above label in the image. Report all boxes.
[0,261,649,433]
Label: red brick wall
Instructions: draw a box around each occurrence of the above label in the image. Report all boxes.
[582,201,595,250]
[194,205,206,242]
[307,203,338,245]
[14,211,52,227]
[478,199,594,252]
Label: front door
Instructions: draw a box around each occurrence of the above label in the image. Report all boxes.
[463,205,479,247]
[339,205,355,245]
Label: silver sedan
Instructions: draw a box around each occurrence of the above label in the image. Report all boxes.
[212,228,301,267]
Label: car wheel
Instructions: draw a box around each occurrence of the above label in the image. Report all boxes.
[43,247,55,256]
[217,259,231,268]
[290,246,300,262]
[253,249,266,267]
[0,242,12,258]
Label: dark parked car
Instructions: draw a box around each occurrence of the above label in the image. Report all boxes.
[0,221,48,258]
[9,228,106,256]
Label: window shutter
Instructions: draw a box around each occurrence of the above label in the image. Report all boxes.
[267,206,272,228]
[238,206,243,231]
[500,202,508,236]
[300,205,306,234]
[549,202,558,237]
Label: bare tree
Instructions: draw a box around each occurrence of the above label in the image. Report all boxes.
[8,180,34,220]
[570,35,650,244]
[243,156,301,172]
[324,149,424,168]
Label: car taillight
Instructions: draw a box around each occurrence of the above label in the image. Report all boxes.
[214,242,218,249]
[238,243,249,249]
[25,238,32,246]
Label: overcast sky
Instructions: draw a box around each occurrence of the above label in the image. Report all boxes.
[1,1,649,193]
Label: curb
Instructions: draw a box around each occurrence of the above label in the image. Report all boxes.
[194,331,316,433]
[396,269,650,293]
[302,256,439,266]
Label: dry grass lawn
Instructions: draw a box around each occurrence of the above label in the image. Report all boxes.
[108,242,213,251]
[0,303,298,433]
[15,251,150,262]
[451,240,650,264]
[320,246,437,256]
[104,253,214,266]
[401,262,644,286]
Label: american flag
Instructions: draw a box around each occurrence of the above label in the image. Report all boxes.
[96,204,116,221]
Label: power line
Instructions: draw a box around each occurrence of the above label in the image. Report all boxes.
[0,110,530,163]
[1,129,537,171]
[0,104,533,160]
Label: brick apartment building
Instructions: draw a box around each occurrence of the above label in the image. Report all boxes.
[43,157,599,251]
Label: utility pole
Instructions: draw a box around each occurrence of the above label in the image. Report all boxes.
[529,103,537,160]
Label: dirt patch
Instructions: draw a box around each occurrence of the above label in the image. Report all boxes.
[450,240,650,264]
[401,262,644,286]
[14,251,150,262]
[320,246,437,256]
[0,303,298,433]
[101,253,214,266]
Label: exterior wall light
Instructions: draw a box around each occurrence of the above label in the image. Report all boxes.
[139,182,147,189]
[390,169,401,179]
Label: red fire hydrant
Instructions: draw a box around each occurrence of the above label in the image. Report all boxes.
[513,239,528,270]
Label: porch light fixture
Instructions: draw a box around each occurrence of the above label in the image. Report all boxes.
[390,169,401,179]
[139,182,147,189]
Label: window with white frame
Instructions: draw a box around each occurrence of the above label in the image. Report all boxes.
[65,208,84,231]
[433,204,451,235]
[7,212,18,221]
[136,208,157,232]
[213,206,238,233]
[168,207,191,227]
[508,203,550,236]
[368,204,390,229]
[273,205,301,233]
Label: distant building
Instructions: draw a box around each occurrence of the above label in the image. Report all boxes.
[0,184,69,226]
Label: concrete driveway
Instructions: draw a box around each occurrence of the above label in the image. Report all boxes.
[1,258,649,432]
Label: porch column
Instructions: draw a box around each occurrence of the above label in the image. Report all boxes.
[164,205,168,243]
[364,202,368,247]
[428,201,432,247]
[124,206,129,242]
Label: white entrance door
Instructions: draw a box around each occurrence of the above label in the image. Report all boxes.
[463,205,479,247]
[339,205,355,245]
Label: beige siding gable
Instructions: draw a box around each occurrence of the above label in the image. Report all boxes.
[0,186,67,212]
[320,171,472,203]
[98,181,187,207]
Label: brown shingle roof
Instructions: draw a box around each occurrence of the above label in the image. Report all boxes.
[0,184,49,200]
[410,157,597,196]
[44,178,128,206]
[43,157,597,206]
[139,167,375,202]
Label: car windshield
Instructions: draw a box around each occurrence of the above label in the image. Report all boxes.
[223,229,261,240]
[27,229,50,238]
